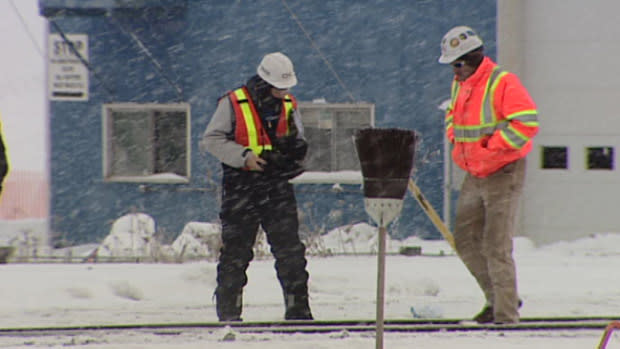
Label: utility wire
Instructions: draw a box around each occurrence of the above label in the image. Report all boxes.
[8,0,44,57]
[108,16,184,102]
[281,0,357,102]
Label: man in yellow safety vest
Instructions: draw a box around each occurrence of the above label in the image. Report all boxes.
[201,52,312,322]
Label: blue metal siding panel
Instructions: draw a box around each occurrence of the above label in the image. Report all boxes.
[40,0,187,17]
[40,0,185,10]
[46,0,496,245]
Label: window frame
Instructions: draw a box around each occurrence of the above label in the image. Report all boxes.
[102,102,191,184]
[296,101,374,181]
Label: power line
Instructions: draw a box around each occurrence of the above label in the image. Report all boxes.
[107,16,184,102]
[281,0,357,102]
[8,0,44,58]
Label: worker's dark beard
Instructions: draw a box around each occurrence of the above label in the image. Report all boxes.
[246,75,281,114]
[458,47,484,69]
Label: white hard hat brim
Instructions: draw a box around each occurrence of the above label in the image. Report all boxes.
[438,53,459,64]
[438,43,482,64]
[269,74,298,89]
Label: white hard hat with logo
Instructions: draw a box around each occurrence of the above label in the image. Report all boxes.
[438,26,483,64]
[257,52,298,89]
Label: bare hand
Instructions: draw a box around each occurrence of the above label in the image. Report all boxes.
[245,152,267,171]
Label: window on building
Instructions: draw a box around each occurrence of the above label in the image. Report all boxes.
[586,146,614,170]
[102,103,191,183]
[298,102,374,172]
[541,146,568,169]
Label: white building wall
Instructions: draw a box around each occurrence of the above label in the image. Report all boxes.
[499,0,620,244]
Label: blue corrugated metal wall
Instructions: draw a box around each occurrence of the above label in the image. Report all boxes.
[40,0,496,245]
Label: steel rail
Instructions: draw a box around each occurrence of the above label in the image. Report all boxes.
[1,316,618,336]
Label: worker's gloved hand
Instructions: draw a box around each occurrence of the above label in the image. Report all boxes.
[261,150,305,179]
[273,136,308,161]
[260,150,288,170]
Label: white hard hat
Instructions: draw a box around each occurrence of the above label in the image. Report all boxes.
[257,52,298,89]
[438,26,483,64]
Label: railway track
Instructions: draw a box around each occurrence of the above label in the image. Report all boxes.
[1,316,619,336]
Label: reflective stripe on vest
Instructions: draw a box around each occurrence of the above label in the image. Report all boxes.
[228,87,296,156]
[445,80,460,133]
[278,94,297,138]
[451,67,503,141]
[451,67,538,148]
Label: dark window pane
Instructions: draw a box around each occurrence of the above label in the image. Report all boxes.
[110,111,153,176]
[541,146,568,169]
[304,127,331,171]
[333,111,365,171]
[154,111,187,176]
[587,147,614,170]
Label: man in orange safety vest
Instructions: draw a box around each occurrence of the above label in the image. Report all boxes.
[439,26,539,324]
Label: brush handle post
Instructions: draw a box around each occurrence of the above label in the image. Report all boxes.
[408,178,456,250]
[375,224,386,349]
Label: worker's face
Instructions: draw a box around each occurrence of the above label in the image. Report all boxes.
[270,87,289,99]
[451,60,476,81]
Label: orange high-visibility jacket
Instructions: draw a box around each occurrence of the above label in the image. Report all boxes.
[445,57,539,178]
[228,86,297,156]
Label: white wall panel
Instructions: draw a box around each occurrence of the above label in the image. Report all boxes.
[499,0,620,244]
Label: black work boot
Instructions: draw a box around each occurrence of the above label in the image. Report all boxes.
[284,293,313,320]
[473,305,494,324]
[473,299,523,324]
[215,289,243,322]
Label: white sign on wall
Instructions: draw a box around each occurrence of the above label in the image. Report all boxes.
[48,33,89,101]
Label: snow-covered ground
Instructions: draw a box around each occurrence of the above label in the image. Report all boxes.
[1,228,620,348]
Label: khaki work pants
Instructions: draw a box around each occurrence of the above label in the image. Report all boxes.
[454,158,526,323]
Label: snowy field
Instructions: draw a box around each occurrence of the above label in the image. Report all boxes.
[1,231,620,348]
